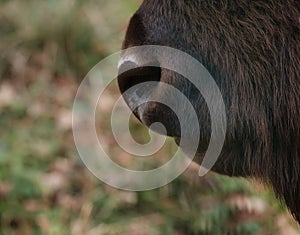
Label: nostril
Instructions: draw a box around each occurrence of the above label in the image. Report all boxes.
[117,61,161,95]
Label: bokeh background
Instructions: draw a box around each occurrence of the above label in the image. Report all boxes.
[0,0,299,234]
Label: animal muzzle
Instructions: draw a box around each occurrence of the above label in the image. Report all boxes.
[117,58,181,138]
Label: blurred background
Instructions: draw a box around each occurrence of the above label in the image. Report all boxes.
[0,0,299,234]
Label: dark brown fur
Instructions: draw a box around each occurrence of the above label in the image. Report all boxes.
[118,0,300,223]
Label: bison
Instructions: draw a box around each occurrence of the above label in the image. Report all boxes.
[117,0,300,223]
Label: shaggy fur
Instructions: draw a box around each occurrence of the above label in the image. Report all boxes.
[118,0,300,223]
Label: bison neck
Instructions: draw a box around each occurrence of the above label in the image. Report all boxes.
[269,147,300,223]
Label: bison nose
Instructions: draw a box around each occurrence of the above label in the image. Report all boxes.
[118,61,161,95]
[117,60,181,137]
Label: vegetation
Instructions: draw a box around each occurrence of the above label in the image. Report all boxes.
[0,0,299,234]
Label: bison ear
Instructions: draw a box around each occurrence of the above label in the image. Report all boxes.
[122,13,147,49]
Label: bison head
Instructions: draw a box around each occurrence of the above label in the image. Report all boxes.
[117,0,300,223]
